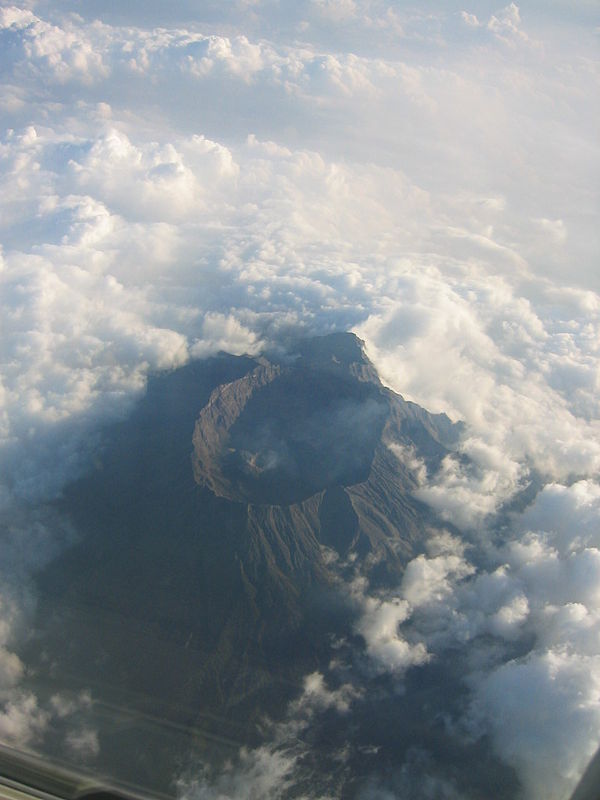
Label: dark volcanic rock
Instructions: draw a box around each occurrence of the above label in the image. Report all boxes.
[192,333,462,569]
[192,362,387,505]
[27,332,464,791]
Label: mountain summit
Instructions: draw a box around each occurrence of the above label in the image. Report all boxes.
[193,333,457,509]
[192,335,387,505]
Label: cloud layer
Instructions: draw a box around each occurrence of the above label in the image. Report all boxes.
[351,482,600,800]
[0,1,599,798]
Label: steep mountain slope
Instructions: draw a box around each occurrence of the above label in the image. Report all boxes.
[192,332,460,567]
[27,333,464,791]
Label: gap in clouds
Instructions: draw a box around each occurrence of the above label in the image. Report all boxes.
[0,1,599,798]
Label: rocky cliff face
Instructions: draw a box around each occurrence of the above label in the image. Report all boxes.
[192,332,461,571]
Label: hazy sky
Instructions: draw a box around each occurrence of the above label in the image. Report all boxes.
[0,2,599,798]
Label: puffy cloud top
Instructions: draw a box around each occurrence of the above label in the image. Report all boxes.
[0,2,599,798]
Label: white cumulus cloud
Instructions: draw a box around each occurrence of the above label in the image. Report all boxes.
[0,2,598,797]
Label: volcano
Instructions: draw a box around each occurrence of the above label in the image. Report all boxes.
[27,333,465,792]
